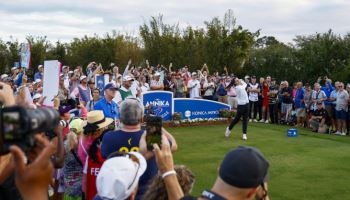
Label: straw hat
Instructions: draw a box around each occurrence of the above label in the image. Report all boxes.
[84,110,113,131]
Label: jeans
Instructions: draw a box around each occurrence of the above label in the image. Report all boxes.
[229,103,249,134]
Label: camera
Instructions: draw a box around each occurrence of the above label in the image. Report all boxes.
[0,106,60,155]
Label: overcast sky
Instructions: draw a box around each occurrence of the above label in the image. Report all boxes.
[1,0,350,44]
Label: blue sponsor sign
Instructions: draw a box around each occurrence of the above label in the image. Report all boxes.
[95,75,105,97]
[174,98,231,120]
[143,91,173,121]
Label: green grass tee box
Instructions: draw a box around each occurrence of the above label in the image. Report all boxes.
[170,123,350,200]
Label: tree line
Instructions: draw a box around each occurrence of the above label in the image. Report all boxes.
[0,9,350,83]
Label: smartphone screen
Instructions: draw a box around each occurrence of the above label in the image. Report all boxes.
[75,97,80,107]
[145,116,162,151]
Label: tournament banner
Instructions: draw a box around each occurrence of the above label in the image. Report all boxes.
[42,60,60,107]
[143,91,173,121]
[174,98,231,120]
[20,43,31,68]
[95,75,105,97]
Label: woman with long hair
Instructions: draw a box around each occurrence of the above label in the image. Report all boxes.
[260,80,270,123]
[83,133,105,200]
[78,110,113,198]
[62,119,85,200]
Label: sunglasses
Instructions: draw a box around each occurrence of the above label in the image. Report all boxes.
[108,152,140,190]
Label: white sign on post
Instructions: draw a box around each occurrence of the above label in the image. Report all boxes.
[43,60,60,107]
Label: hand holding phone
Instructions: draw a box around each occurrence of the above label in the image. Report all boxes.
[145,115,162,151]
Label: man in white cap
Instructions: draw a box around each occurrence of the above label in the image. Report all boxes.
[11,66,19,78]
[94,152,147,200]
[188,72,201,98]
[34,65,44,80]
[70,75,92,105]
[0,74,8,81]
[150,72,164,91]
[61,66,71,89]
[113,75,135,105]
[32,93,43,106]
[31,79,43,94]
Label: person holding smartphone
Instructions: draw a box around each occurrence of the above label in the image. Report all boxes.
[188,72,201,98]
[101,98,177,199]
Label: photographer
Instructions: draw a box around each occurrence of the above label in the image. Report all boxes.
[188,72,201,99]
[216,77,227,103]
[309,102,328,133]
[203,78,216,100]
[0,82,66,200]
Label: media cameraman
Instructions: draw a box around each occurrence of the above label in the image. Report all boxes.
[0,82,65,200]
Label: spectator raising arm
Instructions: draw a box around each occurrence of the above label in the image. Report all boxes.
[123,59,132,78]
[168,63,173,73]
[153,135,184,200]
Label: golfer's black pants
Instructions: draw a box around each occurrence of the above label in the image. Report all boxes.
[229,103,249,134]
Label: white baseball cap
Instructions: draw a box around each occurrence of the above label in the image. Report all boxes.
[96,152,147,200]
[38,65,43,69]
[33,93,42,100]
[154,72,161,76]
[80,75,87,81]
[1,74,8,79]
[192,72,197,76]
[11,66,18,71]
[33,79,42,85]
[122,75,134,82]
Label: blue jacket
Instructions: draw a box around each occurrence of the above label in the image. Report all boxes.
[321,81,335,106]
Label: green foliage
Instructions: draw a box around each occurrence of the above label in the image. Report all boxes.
[0,12,350,84]
[139,10,257,73]
[218,109,235,118]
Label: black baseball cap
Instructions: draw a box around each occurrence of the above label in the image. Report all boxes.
[219,146,269,188]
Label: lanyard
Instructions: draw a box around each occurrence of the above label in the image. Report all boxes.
[201,190,226,200]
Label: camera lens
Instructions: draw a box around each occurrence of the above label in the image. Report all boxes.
[29,107,60,133]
